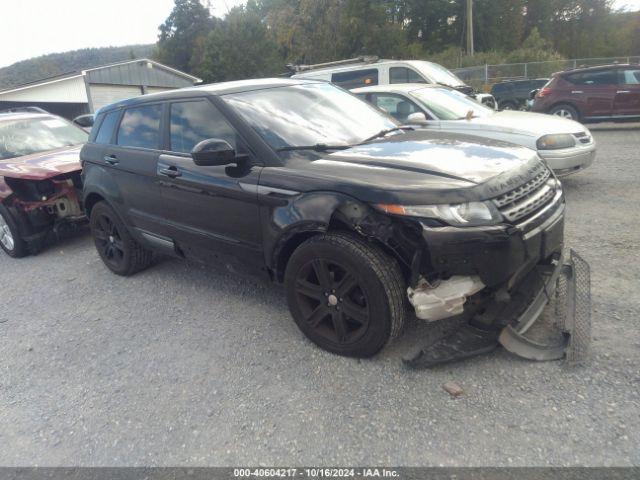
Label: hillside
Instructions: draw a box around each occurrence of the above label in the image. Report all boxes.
[0,44,156,89]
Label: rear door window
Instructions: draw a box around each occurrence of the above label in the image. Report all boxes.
[389,67,427,84]
[94,110,120,144]
[169,100,238,153]
[566,69,617,86]
[331,69,379,89]
[117,104,162,149]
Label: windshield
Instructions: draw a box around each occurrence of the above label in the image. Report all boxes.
[415,61,466,87]
[410,88,494,121]
[0,116,88,160]
[224,82,398,150]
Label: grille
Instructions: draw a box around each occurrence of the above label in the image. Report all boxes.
[492,168,557,223]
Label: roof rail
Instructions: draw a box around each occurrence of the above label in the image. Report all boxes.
[286,56,379,75]
[0,106,49,114]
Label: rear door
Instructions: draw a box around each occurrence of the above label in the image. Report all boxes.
[614,67,640,117]
[157,97,263,270]
[106,103,166,234]
[564,69,617,118]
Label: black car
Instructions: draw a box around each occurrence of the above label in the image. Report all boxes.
[80,79,576,362]
[491,79,549,110]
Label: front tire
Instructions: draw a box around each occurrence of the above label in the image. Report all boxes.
[550,104,580,121]
[0,204,27,258]
[284,232,406,357]
[90,201,153,276]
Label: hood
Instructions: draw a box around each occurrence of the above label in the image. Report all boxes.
[328,130,537,184]
[0,146,82,181]
[264,131,545,205]
[460,110,586,137]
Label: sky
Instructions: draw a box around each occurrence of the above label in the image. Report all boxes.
[0,0,638,69]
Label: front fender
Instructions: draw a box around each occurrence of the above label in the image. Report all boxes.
[262,190,372,273]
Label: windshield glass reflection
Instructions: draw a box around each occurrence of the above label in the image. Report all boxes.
[224,83,398,150]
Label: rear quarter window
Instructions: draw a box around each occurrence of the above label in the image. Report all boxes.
[331,69,379,89]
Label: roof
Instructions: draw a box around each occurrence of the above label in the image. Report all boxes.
[0,59,201,96]
[351,83,450,94]
[559,63,637,74]
[292,59,441,77]
[98,78,323,111]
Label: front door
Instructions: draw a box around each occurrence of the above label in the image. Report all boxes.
[614,67,640,117]
[157,98,263,272]
[565,68,617,118]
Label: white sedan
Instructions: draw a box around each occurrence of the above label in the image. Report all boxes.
[352,84,596,177]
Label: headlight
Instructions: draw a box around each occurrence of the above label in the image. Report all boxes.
[376,201,502,227]
[537,134,575,150]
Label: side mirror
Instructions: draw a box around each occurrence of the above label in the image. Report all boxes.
[191,138,237,166]
[406,112,430,125]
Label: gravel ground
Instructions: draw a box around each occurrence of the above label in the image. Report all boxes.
[0,125,639,467]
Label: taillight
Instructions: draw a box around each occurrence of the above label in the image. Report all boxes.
[538,87,552,98]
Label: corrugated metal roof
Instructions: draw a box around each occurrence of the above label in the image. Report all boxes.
[0,59,201,96]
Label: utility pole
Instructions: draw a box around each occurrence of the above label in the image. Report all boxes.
[466,0,474,56]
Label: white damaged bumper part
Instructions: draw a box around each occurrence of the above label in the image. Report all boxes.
[407,276,485,321]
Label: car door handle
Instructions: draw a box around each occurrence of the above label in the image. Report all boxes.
[571,90,583,94]
[616,90,631,94]
[103,155,119,165]
[159,167,182,178]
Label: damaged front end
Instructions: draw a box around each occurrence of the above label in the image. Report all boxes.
[2,172,85,248]
[403,249,591,368]
[349,163,591,368]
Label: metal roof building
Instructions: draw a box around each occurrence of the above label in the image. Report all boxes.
[0,59,201,119]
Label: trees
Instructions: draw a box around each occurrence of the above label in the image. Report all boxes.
[157,0,215,73]
[198,2,283,82]
[150,0,637,83]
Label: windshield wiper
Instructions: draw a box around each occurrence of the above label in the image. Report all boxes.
[276,143,351,152]
[360,126,414,144]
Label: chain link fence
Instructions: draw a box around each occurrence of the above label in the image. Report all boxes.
[453,56,640,90]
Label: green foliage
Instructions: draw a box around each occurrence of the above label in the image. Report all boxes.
[157,0,215,73]
[0,45,154,89]
[198,2,283,82]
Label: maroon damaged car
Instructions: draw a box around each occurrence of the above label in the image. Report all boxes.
[0,111,87,257]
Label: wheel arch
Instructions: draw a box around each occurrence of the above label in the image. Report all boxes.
[268,191,415,283]
[548,101,582,119]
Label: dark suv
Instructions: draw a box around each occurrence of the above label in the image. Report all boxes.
[491,79,549,110]
[531,64,640,121]
[81,79,575,361]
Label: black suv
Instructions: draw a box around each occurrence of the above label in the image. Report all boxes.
[81,79,569,360]
[491,79,549,110]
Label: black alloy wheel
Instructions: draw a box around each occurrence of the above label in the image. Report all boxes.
[285,232,405,357]
[294,257,370,345]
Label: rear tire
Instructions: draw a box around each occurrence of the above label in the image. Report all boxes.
[284,232,406,358]
[549,104,580,121]
[90,201,153,276]
[500,101,517,111]
[0,204,27,258]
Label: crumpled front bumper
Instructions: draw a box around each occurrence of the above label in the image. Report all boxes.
[498,249,591,364]
[403,249,591,368]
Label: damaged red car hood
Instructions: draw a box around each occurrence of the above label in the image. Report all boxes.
[0,145,82,181]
